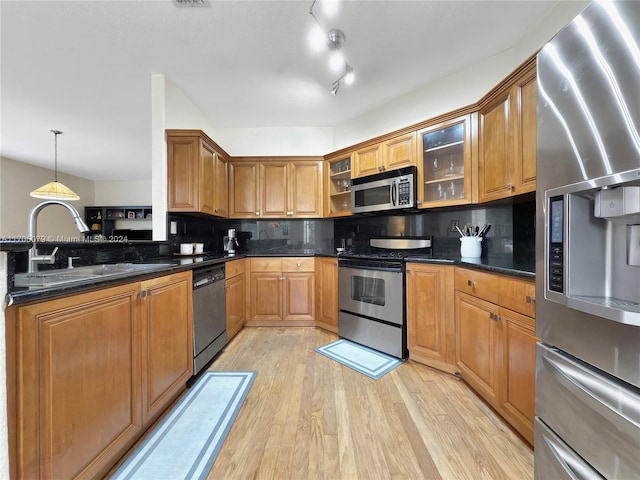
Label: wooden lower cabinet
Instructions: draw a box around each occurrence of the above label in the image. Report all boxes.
[283,273,314,321]
[140,272,193,426]
[225,259,247,341]
[454,267,537,445]
[455,291,502,406]
[247,257,315,326]
[405,263,455,373]
[501,308,537,444]
[7,271,194,480]
[315,257,338,333]
[8,283,142,480]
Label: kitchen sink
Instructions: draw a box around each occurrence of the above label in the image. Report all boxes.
[14,263,173,288]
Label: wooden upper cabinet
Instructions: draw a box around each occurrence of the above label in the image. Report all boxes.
[352,133,416,179]
[199,141,216,215]
[213,152,228,217]
[261,162,288,217]
[477,60,537,202]
[513,66,537,195]
[167,136,199,211]
[383,132,416,171]
[325,154,352,217]
[167,130,227,217]
[353,143,383,178]
[229,161,260,218]
[417,115,473,208]
[230,159,322,218]
[289,161,322,217]
[478,91,512,202]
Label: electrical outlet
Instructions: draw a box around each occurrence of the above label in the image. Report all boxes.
[450,220,459,232]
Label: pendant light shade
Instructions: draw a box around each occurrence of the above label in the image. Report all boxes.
[30,130,80,201]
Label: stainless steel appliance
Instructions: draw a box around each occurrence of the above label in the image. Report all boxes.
[351,166,416,214]
[192,264,227,374]
[536,3,640,478]
[338,237,432,359]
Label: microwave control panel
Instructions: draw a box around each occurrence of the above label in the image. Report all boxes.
[397,178,411,206]
[549,196,564,293]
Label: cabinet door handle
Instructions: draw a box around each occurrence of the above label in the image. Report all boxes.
[490,312,499,321]
[140,290,148,298]
[279,275,285,280]
[467,280,475,287]
[507,183,514,191]
[256,211,260,216]
[214,208,218,213]
[406,269,411,274]
[526,295,535,304]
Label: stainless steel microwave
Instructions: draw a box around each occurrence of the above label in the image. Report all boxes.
[351,166,417,214]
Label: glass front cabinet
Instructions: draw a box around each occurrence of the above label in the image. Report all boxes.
[417,114,473,208]
[325,154,353,217]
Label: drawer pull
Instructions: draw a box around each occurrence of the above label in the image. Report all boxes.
[526,295,535,304]
[467,280,475,287]
[296,262,301,268]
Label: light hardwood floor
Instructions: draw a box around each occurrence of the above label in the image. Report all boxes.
[204,327,533,480]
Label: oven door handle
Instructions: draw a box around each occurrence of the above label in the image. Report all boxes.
[339,263,403,273]
[391,182,397,206]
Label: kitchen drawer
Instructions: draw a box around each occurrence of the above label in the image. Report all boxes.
[499,276,535,317]
[250,258,283,272]
[282,257,315,272]
[454,267,500,305]
[226,259,246,279]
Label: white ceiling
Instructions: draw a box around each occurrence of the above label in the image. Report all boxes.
[1,0,563,182]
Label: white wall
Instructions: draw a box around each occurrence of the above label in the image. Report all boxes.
[94,180,152,206]
[0,157,95,239]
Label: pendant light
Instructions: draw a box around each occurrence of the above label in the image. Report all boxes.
[30,130,80,201]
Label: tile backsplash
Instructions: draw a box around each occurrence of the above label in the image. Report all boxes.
[169,198,535,263]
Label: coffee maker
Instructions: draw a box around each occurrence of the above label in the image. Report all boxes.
[223,228,239,256]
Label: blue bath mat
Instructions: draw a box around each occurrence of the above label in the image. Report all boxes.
[111,371,256,480]
[315,339,402,379]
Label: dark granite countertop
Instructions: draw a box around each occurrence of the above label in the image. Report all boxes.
[405,255,535,280]
[5,246,532,306]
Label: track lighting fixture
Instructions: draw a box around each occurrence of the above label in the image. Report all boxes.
[308,0,355,94]
[330,65,354,95]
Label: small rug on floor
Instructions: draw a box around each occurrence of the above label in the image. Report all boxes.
[111,371,256,480]
[315,339,402,379]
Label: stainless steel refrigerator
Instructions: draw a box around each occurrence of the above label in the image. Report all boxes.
[535,2,640,478]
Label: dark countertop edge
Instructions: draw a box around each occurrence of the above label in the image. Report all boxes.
[4,252,337,306]
[405,256,535,280]
[0,240,168,253]
[6,252,532,306]
[6,255,235,306]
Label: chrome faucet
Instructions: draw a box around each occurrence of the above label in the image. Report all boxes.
[28,200,90,273]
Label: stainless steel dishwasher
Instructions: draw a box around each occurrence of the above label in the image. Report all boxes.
[192,264,227,375]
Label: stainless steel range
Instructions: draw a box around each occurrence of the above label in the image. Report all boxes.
[338,237,432,359]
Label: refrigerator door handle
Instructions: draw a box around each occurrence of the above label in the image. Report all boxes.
[542,354,640,432]
[540,427,604,480]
